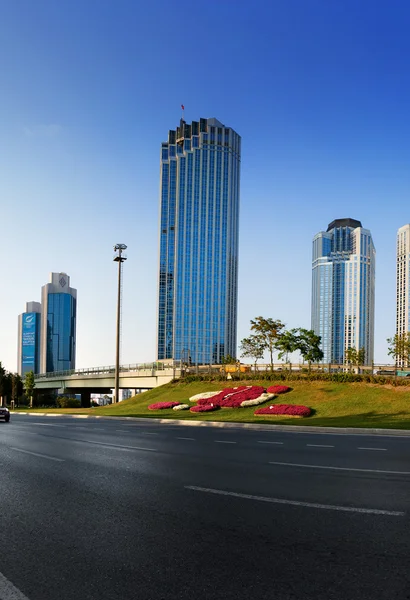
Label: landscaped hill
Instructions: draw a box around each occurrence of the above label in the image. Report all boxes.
[22,379,410,429]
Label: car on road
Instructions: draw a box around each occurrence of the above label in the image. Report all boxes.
[0,407,10,422]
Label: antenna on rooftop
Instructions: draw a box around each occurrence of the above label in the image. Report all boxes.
[181,104,185,121]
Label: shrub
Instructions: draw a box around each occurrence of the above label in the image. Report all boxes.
[255,404,311,417]
[241,393,275,407]
[267,385,291,394]
[190,404,219,412]
[148,402,181,410]
[197,386,266,408]
[172,403,189,411]
[56,397,81,408]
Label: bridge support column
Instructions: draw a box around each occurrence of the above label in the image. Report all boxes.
[80,390,91,408]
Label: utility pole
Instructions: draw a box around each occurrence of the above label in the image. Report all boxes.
[113,244,127,403]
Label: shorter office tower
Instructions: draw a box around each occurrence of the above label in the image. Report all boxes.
[40,272,77,373]
[311,218,375,366]
[17,302,42,376]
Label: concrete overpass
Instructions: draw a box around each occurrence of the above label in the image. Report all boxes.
[34,362,182,406]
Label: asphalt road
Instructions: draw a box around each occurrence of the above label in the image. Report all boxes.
[1,415,410,600]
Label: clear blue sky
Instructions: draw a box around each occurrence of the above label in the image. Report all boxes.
[1,0,409,371]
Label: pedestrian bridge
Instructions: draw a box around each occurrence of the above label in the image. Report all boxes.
[34,362,183,404]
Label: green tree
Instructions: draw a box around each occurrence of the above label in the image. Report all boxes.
[240,335,265,370]
[0,362,6,407]
[276,329,299,363]
[294,328,324,372]
[221,354,237,365]
[345,347,357,371]
[24,370,36,408]
[250,317,285,370]
[387,333,410,371]
[11,373,23,408]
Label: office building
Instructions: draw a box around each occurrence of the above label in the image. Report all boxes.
[157,117,241,364]
[396,224,410,366]
[17,302,41,376]
[311,218,375,365]
[40,272,77,373]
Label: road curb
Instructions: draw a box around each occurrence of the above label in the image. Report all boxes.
[10,412,410,436]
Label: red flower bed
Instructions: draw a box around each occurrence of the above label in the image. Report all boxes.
[254,404,311,417]
[190,404,219,412]
[197,386,265,408]
[266,385,291,394]
[148,402,181,410]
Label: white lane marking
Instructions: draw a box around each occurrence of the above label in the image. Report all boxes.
[0,569,31,599]
[214,440,237,444]
[358,447,387,451]
[306,444,335,448]
[10,447,64,463]
[177,437,196,441]
[257,441,284,445]
[79,439,157,452]
[185,486,404,517]
[268,461,410,475]
[24,423,67,428]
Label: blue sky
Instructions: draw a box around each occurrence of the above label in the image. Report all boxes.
[1,0,409,371]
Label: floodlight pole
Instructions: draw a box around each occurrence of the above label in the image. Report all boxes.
[113,244,127,403]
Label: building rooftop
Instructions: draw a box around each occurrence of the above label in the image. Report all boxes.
[327,218,362,232]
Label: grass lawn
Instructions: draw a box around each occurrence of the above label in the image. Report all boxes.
[14,379,410,429]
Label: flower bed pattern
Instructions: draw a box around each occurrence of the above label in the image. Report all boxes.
[189,391,220,402]
[148,402,181,410]
[190,404,219,413]
[197,386,265,408]
[172,404,190,411]
[254,404,311,417]
[240,393,275,407]
[266,385,292,395]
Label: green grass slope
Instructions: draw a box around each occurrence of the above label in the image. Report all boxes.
[21,380,410,429]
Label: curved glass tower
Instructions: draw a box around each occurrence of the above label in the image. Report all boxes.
[312,218,375,365]
[157,117,241,364]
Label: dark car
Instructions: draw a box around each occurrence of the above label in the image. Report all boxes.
[0,407,10,422]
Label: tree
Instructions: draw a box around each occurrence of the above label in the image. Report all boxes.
[24,371,36,408]
[11,373,23,408]
[387,333,410,371]
[294,328,324,372]
[240,335,265,370]
[0,362,5,407]
[250,317,285,370]
[276,329,299,363]
[345,347,357,371]
[221,354,237,365]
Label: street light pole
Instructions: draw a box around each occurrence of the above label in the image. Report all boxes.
[113,243,127,404]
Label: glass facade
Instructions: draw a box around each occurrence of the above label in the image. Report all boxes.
[158,117,241,364]
[311,219,375,365]
[46,293,76,372]
[396,225,410,367]
[21,312,41,375]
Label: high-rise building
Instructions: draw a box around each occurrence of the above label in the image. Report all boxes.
[396,224,410,365]
[157,117,241,364]
[17,302,41,376]
[40,273,77,373]
[311,218,375,365]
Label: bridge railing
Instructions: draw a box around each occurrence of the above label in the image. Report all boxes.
[35,361,182,379]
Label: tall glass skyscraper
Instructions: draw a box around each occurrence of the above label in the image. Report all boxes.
[40,272,77,373]
[311,218,375,365]
[396,224,410,366]
[157,117,241,364]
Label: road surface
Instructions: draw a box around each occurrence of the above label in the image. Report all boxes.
[0,414,409,600]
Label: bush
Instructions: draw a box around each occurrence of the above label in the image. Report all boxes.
[148,401,181,410]
[56,397,81,408]
[255,404,312,417]
[190,404,219,413]
[267,385,291,394]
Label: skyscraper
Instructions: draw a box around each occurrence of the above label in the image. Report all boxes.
[157,117,241,364]
[396,224,410,366]
[40,272,77,373]
[311,218,375,365]
[17,301,41,376]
